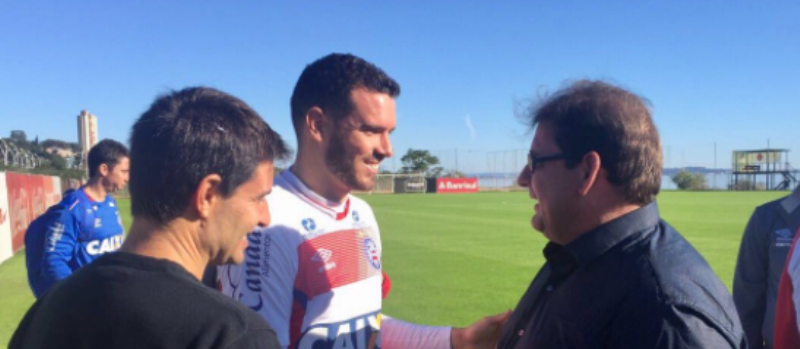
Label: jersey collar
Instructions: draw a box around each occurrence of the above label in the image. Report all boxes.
[281,168,351,220]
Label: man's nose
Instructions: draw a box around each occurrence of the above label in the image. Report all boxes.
[257,202,271,228]
[517,165,531,187]
[378,133,393,158]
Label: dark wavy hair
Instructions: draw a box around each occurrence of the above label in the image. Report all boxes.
[525,80,662,205]
[290,53,400,136]
[87,139,129,178]
[129,87,290,223]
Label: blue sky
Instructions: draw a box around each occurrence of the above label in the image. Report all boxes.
[2,1,798,173]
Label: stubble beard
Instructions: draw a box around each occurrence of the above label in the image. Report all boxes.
[325,134,376,192]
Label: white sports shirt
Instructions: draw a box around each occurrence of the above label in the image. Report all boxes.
[220,169,450,349]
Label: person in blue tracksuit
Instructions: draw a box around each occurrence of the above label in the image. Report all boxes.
[25,139,129,298]
[734,185,800,349]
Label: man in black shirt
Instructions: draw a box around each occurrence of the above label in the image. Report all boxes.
[497,80,747,349]
[10,87,290,349]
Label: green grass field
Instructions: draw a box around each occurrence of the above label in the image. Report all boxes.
[0,191,787,343]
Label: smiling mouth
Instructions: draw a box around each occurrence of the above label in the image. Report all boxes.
[365,162,380,171]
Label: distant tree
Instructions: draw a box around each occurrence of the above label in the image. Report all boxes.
[427,167,444,178]
[44,153,67,170]
[400,149,443,177]
[672,170,707,190]
[42,139,71,149]
[441,169,466,178]
[10,130,27,144]
[29,136,42,153]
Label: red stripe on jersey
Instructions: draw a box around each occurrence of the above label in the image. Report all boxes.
[776,230,800,349]
[281,171,351,219]
[294,229,380,299]
[335,199,350,221]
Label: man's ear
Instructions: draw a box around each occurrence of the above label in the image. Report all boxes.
[98,163,110,177]
[194,174,223,219]
[578,151,602,196]
[305,107,327,142]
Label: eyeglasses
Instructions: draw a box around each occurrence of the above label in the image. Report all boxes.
[528,151,567,173]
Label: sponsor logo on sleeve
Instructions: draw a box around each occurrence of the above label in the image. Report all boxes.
[46,222,65,252]
[352,211,360,222]
[775,228,794,247]
[363,238,381,270]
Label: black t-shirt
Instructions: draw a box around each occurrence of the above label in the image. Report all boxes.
[10,252,279,349]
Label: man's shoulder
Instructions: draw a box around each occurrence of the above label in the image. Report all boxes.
[753,195,792,216]
[348,194,373,210]
[77,255,272,327]
[641,223,742,334]
[56,190,92,218]
[193,285,274,328]
[212,298,279,348]
[266,177,306,214]
[105,195,120,209]
[167,278,277,345]
[348,194,376,219]
[645,223,726,294]
[25,192,83,235]
[38,257,277,348]
[265,184,312,232]
[61,188,86,205]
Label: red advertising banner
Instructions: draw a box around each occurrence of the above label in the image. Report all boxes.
[0,173,13,264]
[436,178,479,193]
[5,173,62,253]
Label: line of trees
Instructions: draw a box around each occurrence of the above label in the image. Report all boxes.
[389,148,465,178]
[1,130,85,179]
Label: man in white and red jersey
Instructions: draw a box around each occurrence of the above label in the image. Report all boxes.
[775,227,800,349]
[220,53,506,349]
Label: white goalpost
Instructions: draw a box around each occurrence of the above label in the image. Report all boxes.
[360,173,427,194]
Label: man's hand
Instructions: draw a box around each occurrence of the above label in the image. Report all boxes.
[451,310,512,349]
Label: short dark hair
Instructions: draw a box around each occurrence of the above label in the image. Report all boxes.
[290,53,400,136]
[526,80,662,205]
[129,87,290,224]
[87,139,129,178]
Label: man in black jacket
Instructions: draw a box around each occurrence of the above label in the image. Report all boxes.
[498,80,747,349]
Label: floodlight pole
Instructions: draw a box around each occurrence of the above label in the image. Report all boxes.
[667,146,671,169]
[455,148,459,172]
